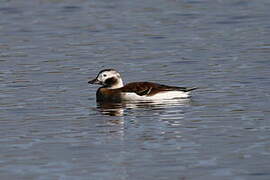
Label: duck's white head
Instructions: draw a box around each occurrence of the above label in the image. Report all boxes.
[88,69,124,89]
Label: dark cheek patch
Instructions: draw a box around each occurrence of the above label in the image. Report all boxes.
[104,77,117,86]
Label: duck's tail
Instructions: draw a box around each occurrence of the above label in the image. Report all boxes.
[175,87,198,92]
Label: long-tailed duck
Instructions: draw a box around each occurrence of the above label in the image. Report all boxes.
[88,69,197,102]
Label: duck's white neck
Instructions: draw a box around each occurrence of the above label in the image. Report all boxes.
[108,78,124,89]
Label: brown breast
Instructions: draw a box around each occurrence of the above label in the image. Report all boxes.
[96,87,122,102]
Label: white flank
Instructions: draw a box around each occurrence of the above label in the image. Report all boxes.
[121,91,190,101]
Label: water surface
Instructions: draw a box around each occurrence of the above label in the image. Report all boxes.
[1,0,270,179]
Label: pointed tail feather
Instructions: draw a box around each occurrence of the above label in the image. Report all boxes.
[176,87,198,92]
[186,87,198,92]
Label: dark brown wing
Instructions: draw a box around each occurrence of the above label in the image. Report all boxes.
[119,82,197,96]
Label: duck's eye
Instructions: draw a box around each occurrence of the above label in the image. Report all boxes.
[103,74,107,77]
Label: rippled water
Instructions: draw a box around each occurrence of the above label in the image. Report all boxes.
[1,0,270,179]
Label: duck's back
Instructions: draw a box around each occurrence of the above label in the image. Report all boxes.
[119,82,193,100]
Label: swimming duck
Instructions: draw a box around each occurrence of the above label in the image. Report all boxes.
[88,69,197,102]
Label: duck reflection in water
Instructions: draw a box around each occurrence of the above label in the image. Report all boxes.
[96,99,191,116]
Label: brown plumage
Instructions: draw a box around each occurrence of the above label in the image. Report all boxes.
[120,82,197,96]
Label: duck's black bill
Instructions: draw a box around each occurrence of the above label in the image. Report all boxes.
[88,78,101,84]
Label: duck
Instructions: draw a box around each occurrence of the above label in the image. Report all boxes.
[88,69,197,102]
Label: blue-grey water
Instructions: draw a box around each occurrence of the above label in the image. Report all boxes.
[1,0,270,179]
